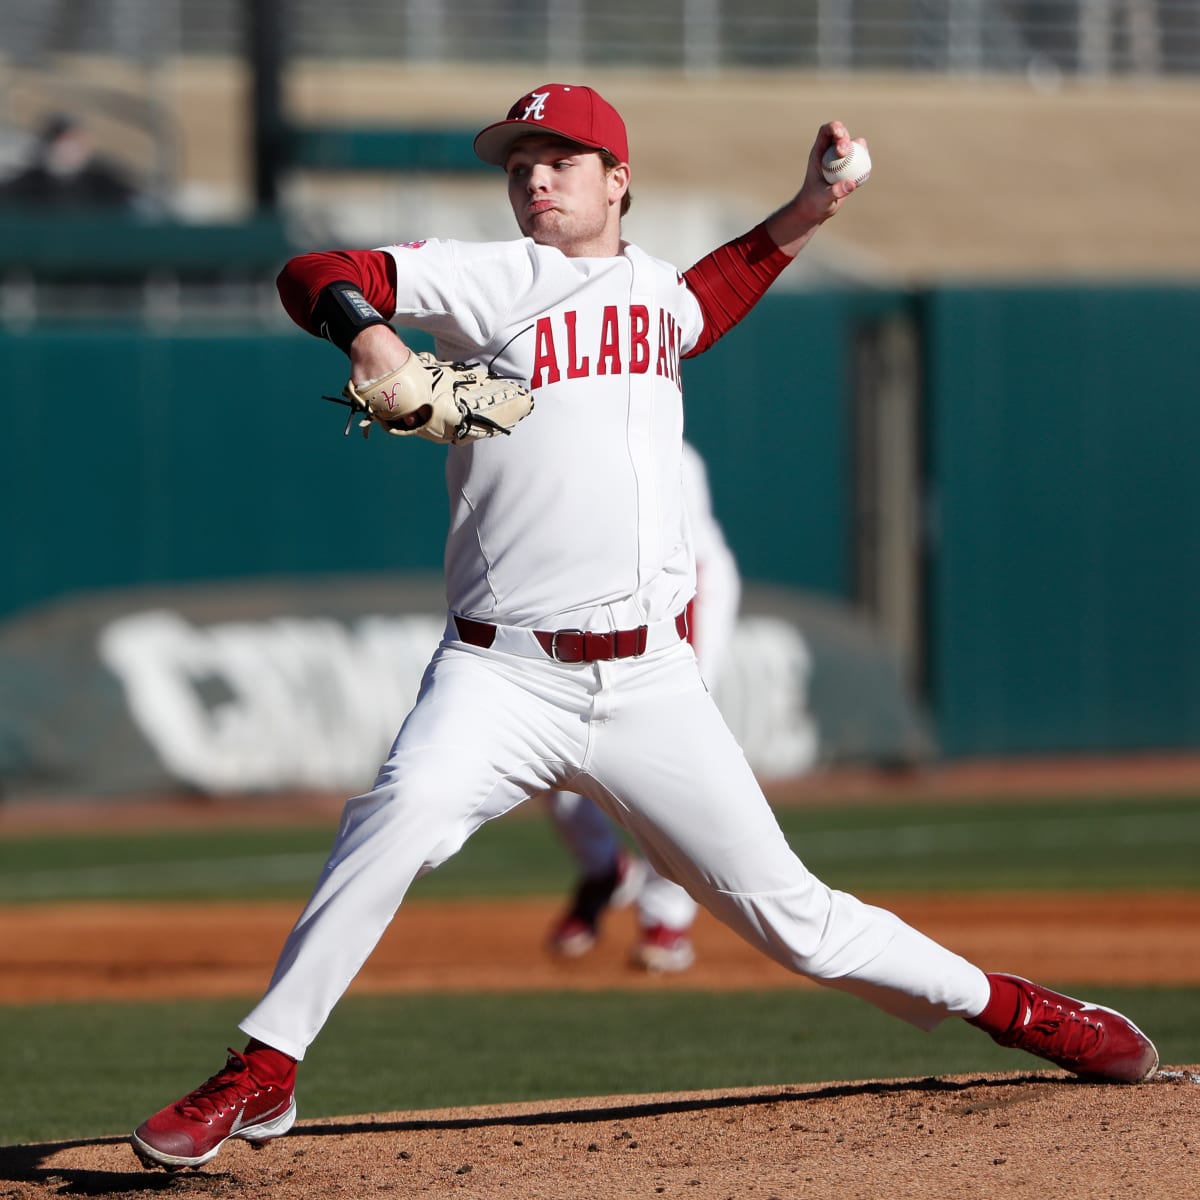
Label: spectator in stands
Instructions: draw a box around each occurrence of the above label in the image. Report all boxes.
[0,113,140,212]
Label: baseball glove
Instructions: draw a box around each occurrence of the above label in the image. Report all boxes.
[328,352,533,443]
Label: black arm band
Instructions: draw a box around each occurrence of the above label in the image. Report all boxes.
[312,280,392,354]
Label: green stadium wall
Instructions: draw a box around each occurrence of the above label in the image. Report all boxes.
[2,284,1198,759]
[921,284,1200,756]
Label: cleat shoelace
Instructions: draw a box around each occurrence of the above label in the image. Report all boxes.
[176,1051,265,1121]
[1012,1000,1105,1063]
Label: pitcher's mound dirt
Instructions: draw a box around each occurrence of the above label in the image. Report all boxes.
[12,1068,1199,1200]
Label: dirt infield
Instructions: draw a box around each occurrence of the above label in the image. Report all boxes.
[3,891,1200,1004]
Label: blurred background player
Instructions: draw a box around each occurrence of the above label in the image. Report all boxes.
[546,440,741,973]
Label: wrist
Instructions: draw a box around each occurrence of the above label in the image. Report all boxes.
[350,325,411,384]
[766,197,828,257]
[313,280,392,353]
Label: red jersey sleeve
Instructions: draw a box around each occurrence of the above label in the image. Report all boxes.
[681,222,792,358]
[276,249,398,337]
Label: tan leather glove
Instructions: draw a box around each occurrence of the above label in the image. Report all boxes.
[339,352,534,443]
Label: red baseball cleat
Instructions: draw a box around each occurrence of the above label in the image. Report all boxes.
[131,1049,297,1171]
[631,923,696,974]
[984,974,1159,1083]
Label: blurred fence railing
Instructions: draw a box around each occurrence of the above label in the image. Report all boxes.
[3,0,1198,76]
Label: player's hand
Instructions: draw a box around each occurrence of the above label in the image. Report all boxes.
[801,121,861,214]
[765,120,864,256]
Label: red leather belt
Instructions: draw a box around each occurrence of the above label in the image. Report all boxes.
[454,612,689,664]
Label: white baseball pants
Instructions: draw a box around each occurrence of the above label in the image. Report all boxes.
[241,634,990,1060]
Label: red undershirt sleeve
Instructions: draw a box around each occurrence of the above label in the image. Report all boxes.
[275,249,399,337]
[681,222,793,358]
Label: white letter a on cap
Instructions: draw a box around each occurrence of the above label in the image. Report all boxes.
[522,91,550,121]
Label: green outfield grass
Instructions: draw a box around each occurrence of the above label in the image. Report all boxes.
[2,792,1198,903]
[3,986,1196,1146]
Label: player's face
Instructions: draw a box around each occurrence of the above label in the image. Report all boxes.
[505,136,628,257]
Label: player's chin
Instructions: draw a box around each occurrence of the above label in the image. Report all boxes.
[525,218,571,250]
[521,212,554,237]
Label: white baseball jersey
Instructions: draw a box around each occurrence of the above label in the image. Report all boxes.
[383,237,702,630]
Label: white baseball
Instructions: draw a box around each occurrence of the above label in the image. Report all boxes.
[821,140,871,186]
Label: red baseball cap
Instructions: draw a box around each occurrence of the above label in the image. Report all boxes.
[473,83,629,167]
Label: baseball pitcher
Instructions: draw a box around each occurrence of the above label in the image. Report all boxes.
[132,83,1158,1172]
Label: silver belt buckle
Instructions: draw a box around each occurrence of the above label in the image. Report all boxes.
[550,628,585,662]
